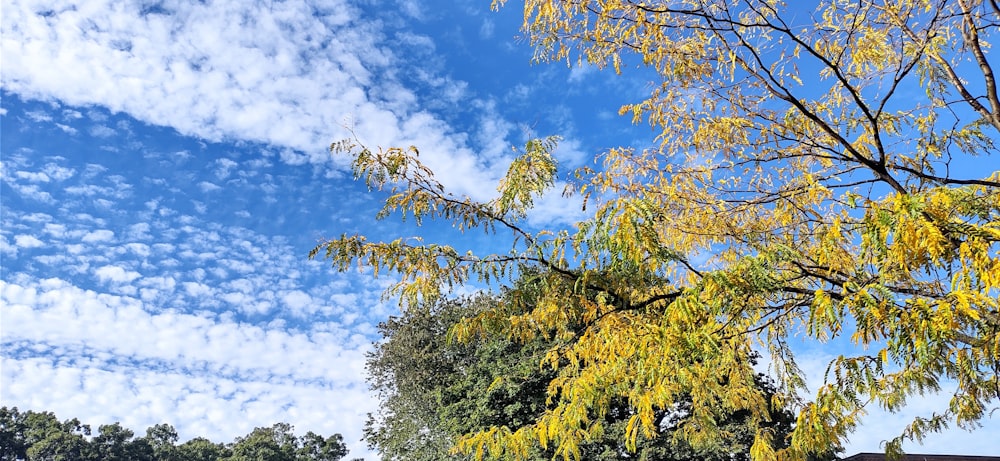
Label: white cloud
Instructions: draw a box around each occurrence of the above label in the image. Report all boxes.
[95,265,142,283]
[4,182,55,203]
[0,236,18,257]
[1,277,375,452]
[42,163,75,180]
[219,259,255,274]
[24,110,53,122]
[197,181,222,192]
[55,123,78,134]
[523,190,587,228]
[480,18,496,39]
[19,212,53,224]
[14,234,45,248]
[568,63,598,83]
[65,184,114,197]
[90,124,116,138]
[82,229,115,243]
[1,357,375,457]
[0,0,539,204]
[214,158,238,179]
[140,276,176,292]
[15,170,51,182]
[182,281,213,298]
[281,290,314,315]
[2,0,373,162]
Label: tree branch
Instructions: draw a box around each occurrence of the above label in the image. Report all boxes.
[957,0,1000,130]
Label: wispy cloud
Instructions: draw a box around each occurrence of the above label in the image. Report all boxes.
[14,234,45,249]
[1,0,595,226]
[2,354,373,448]
[0,101,396,455]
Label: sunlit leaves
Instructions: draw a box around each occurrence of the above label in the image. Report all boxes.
[497,137,560,219]
[314,134,565,308]
[319,0,1000,460]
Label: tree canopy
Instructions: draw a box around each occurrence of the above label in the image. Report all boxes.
[313,0,1000,460]
[364,283,836,461]
[0,407,362,461]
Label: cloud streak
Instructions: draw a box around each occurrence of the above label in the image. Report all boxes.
[0,102,396,455]
[4,0,367,157]
[2,278,368,389]
[0,0,545,207]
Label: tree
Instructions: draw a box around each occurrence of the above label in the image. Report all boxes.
[1,407,29,461]
[92,422,156,461]
[224,423,357,461]
[15,410,91,461]
[363,294,550,461]
[312,0,1000,460]
[365,281,835,461]
[297,432,350,461]
[176,437,231,461]
[364,294,476,461]
[225,423,299,461]
[0,407,358,461]
[144,424,182,461]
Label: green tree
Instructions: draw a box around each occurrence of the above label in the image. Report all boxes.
[144,424,182,461]
[364,294,529,461]
[297,432,350,461]
[313,0,1000,459]
[90,422,153,461]
[225,423,299,461]
[365,285,834,461]
[0,407,358,461]
[0,407,29,461]
[225,423,359,461]
[176,437,231,461]
[17,410,91,461]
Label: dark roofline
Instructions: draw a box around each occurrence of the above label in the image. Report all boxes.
[842,453,1000,461]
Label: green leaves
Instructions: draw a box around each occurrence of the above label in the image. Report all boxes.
[0,408,358,461]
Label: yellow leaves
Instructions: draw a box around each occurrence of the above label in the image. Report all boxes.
[749,430,776,461]
[322,2,1000,460]
[455,425,528,461]
[851,26,896,74]
[808,288,839,340]
[495,136,561,219]
[861,186,1000,300]
[623,413,642,452]
[692,116,753,153]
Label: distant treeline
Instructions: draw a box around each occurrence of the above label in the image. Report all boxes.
[0,406,362,461]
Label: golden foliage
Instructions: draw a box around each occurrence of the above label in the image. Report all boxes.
[316,1,1000,460]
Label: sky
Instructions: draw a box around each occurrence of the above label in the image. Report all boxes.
[1,0,998,459]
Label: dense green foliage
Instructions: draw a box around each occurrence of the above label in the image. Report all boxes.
[0,407,361,461]
[364,283,838,461]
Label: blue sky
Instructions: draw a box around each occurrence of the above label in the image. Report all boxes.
[1,0,997,458]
